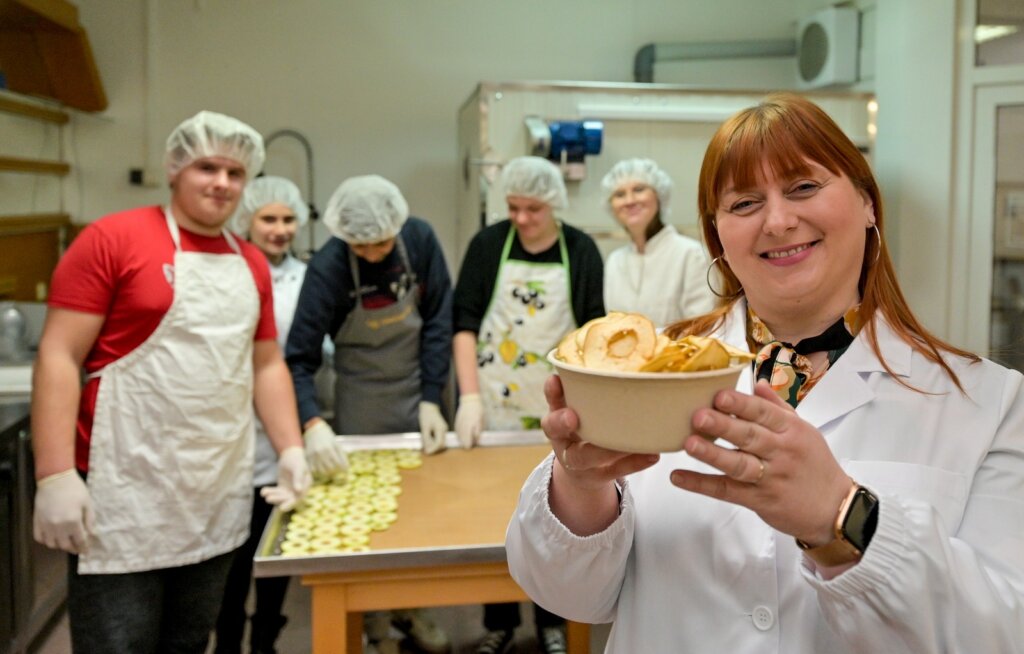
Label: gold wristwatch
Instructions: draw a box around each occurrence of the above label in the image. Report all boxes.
[796,482,879,567]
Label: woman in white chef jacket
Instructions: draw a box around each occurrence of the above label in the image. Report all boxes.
[507,93,1024,652]
[601,158,715,326]
[214,176,341,654]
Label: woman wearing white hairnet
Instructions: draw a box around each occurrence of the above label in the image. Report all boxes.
[602,158,715,326]
[452,156,604,654]
[214,176,341,654]
[30,112,313,652]
[285,174,453,654]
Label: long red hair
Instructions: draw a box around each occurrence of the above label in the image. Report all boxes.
[666,92,977,389]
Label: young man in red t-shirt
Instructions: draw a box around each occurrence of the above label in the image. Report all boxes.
[30,111,326,652]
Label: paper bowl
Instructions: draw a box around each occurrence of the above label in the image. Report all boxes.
[547,350,745,454]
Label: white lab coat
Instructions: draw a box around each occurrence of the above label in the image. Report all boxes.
[603,225,715,327]
[507,299,1024,653]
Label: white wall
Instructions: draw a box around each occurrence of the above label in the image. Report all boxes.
[69,0,803,268]
[36,0,966,339]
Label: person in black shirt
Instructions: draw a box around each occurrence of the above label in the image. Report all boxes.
[452,156,604,654]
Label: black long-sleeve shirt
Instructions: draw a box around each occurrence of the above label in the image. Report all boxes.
[453,219,605,334]
[286,217,453,424]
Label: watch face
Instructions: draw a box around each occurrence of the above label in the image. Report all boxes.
[841,487,879,552]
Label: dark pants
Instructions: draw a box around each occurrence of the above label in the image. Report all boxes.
[214,487,290,654]
[484,602,563,632]
[67,549,235,654]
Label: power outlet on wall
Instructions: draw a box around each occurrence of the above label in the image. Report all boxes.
[128,167,163,188]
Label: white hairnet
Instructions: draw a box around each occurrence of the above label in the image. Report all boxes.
[322,175,409,244]
[601,158,673,217]
[500,156,568,211]
[230,176,309,235]
[164,111,265,181]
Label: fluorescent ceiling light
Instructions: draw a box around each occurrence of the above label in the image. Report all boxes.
[975,24,1019,44]
[577,103,749,123]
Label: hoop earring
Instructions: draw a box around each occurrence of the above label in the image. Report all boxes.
[706,256,742,299]
[870,224,881,266]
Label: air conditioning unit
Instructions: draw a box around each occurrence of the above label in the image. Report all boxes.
[796,6,859,89]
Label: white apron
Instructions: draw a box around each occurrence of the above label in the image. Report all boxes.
[477,225,576,430]
[79,210,259,574]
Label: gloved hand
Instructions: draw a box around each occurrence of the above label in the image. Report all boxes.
[418,401,448,455]
[454,393,484,449]
[260,446,312,512]
[302,420,349,478]
[33,468,95,554]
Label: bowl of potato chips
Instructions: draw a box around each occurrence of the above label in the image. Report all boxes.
[548,312,753,453]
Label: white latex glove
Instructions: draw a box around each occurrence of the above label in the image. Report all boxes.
[260,446,312,512]
[418,401,448,455]
[454,393,484,449]
[302,420,349,478]
[33,469,95,554]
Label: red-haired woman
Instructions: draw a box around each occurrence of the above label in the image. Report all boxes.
[506,93,1024,652]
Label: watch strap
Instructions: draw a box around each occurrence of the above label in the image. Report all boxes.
[796,482,863,567]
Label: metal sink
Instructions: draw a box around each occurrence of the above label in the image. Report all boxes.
[0,363,32,396]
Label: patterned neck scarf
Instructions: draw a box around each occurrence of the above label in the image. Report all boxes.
[747,305,863,407]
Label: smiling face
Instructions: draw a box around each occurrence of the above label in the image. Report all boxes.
[170,156,246,235]
[507,195,558,251]
[610,180,659,234]
[715,159,874,333]
[249,202,297,264]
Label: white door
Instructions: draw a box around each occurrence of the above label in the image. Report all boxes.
[964,84,1024,366]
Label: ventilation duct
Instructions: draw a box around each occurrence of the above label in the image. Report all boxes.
[633,40,797,83]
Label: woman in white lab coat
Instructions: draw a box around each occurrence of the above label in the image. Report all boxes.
[507,93,1024,652]
[601,158,715,326]
[214,176,339,654]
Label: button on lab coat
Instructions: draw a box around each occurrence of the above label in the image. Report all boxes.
[506,300,1024,653]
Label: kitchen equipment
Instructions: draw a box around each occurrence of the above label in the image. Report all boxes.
[0,304,30,364]
[0,402,67,654]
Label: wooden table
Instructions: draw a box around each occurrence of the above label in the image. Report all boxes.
[255,434,591,654]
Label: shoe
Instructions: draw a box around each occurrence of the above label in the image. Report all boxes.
[538,625,567,654]
[392,609,451,654]
[474,629,514,654]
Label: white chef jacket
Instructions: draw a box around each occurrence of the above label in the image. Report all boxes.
[603,225,715,327]
[506,299,1024,653]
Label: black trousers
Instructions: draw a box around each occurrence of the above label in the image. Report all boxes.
[214,487,290,654]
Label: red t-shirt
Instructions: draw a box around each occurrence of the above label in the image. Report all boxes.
[47,205,276,472]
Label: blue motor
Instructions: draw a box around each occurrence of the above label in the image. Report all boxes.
[547,120,603,163]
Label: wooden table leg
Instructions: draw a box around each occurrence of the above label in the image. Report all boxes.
[310,584,363,653]
[566,621,590,654]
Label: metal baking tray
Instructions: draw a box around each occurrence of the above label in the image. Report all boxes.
[253,430,549,577]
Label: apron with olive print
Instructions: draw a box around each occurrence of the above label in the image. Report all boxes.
[477,226,576,430]
[332,237,422,435]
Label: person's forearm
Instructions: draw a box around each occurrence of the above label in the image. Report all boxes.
[30,350,83,480]
[453,331,479,395]
[548,461,621,536]
[254,355,303,453]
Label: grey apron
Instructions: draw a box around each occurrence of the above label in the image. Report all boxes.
[333,237,422,434]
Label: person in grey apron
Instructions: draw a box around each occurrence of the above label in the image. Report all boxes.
[285,175,454,654]
[30,112,312,652]
[452,156,605,654]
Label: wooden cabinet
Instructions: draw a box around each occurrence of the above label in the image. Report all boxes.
[0,0,107,112]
